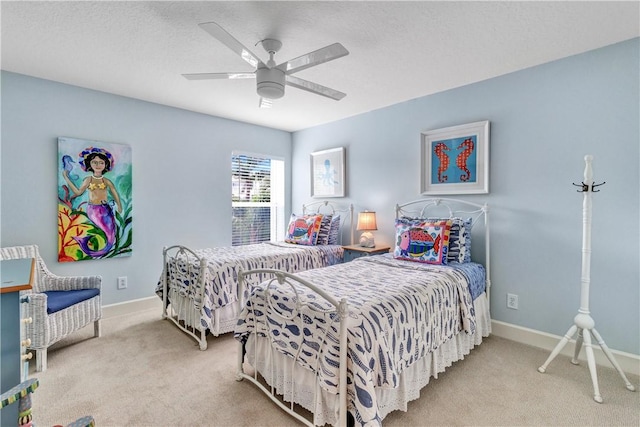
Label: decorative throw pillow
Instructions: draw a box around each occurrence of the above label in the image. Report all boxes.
[285,214,324,246]
[449,217,472,263]
[394,218,452,265]
[327,215,341,245]
[316,214,333,245]
[423,217,473,263]
[463,218,472,262]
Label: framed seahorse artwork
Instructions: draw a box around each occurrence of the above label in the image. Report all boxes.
[57,137,133,262]
[310,147,346,198]
[420,121,490,195]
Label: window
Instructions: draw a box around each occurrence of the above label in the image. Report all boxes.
[231,152,284,246]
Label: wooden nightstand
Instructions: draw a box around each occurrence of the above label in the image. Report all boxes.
[342,245,391,263]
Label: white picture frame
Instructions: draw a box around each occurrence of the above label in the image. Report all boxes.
[420,120,490,195]
[310,147,345,198]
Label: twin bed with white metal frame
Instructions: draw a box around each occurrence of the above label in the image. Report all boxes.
[157,201,353,350]
[235,198,491,426]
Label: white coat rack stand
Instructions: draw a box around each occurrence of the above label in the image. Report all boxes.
[537,155,635,402]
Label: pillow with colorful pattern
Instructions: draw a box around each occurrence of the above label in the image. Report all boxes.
[423,217,473,263]
[394,218,453,264]
[285,214,324,246]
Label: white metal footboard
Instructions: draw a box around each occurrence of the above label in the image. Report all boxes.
[236,268,349,427]
[161,245,209,350]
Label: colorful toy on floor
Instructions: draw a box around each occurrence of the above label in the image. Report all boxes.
[1,377,95,427]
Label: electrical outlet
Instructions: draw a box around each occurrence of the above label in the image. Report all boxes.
[117,276,127,290]
[507,293,518,310]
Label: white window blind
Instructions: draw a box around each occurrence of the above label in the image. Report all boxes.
[232,152,284,246]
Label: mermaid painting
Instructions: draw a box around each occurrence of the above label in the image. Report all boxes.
[58,139,132,261]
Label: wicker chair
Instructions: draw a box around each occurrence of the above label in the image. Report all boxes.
[0,245,102,372]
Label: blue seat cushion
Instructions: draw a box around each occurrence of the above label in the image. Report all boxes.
[43,289,100,314]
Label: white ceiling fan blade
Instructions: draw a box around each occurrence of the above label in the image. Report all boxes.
[198,22,264,69]
[285,75,346,101]
[278,43,349,75]
[183,73,256,80]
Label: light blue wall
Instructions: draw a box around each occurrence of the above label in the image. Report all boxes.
[291,38,640,355]
[1,71,292,305]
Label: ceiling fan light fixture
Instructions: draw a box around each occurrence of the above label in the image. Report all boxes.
[256,81,284,99]
[256,66,285,99]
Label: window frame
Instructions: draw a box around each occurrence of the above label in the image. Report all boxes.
[231,151,284,246]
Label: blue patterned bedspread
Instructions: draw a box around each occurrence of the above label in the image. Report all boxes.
[235,255,485,426]
[156,242,344,331]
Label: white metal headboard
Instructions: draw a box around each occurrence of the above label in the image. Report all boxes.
[395,197,491,302]
[302,200,354,245]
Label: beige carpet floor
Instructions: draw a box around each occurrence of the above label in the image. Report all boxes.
[29,304,639,427]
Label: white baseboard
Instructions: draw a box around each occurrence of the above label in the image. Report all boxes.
[100,298,639,377]
[103,296,161,319]
[492,320,640,377]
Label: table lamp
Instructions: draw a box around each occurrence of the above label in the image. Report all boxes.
[357,211,378,248]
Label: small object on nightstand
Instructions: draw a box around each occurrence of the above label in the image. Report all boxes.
[356,211,377,248]
[342,244,390,263]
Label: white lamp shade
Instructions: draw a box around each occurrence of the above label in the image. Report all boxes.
[356,211,377,231]
[357,211,377,247]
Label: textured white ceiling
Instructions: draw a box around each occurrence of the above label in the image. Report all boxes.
[2,1,638,132]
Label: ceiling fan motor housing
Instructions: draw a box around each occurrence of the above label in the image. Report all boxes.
[256,65,285,99]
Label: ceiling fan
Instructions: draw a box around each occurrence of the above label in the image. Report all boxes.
[182,22,349,108]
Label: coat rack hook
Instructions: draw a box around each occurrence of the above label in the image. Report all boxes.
[591,181,606,192]
[572,181,606,192]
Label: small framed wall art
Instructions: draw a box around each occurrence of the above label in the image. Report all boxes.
[420,120,490,195]
[310,147,345,198]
